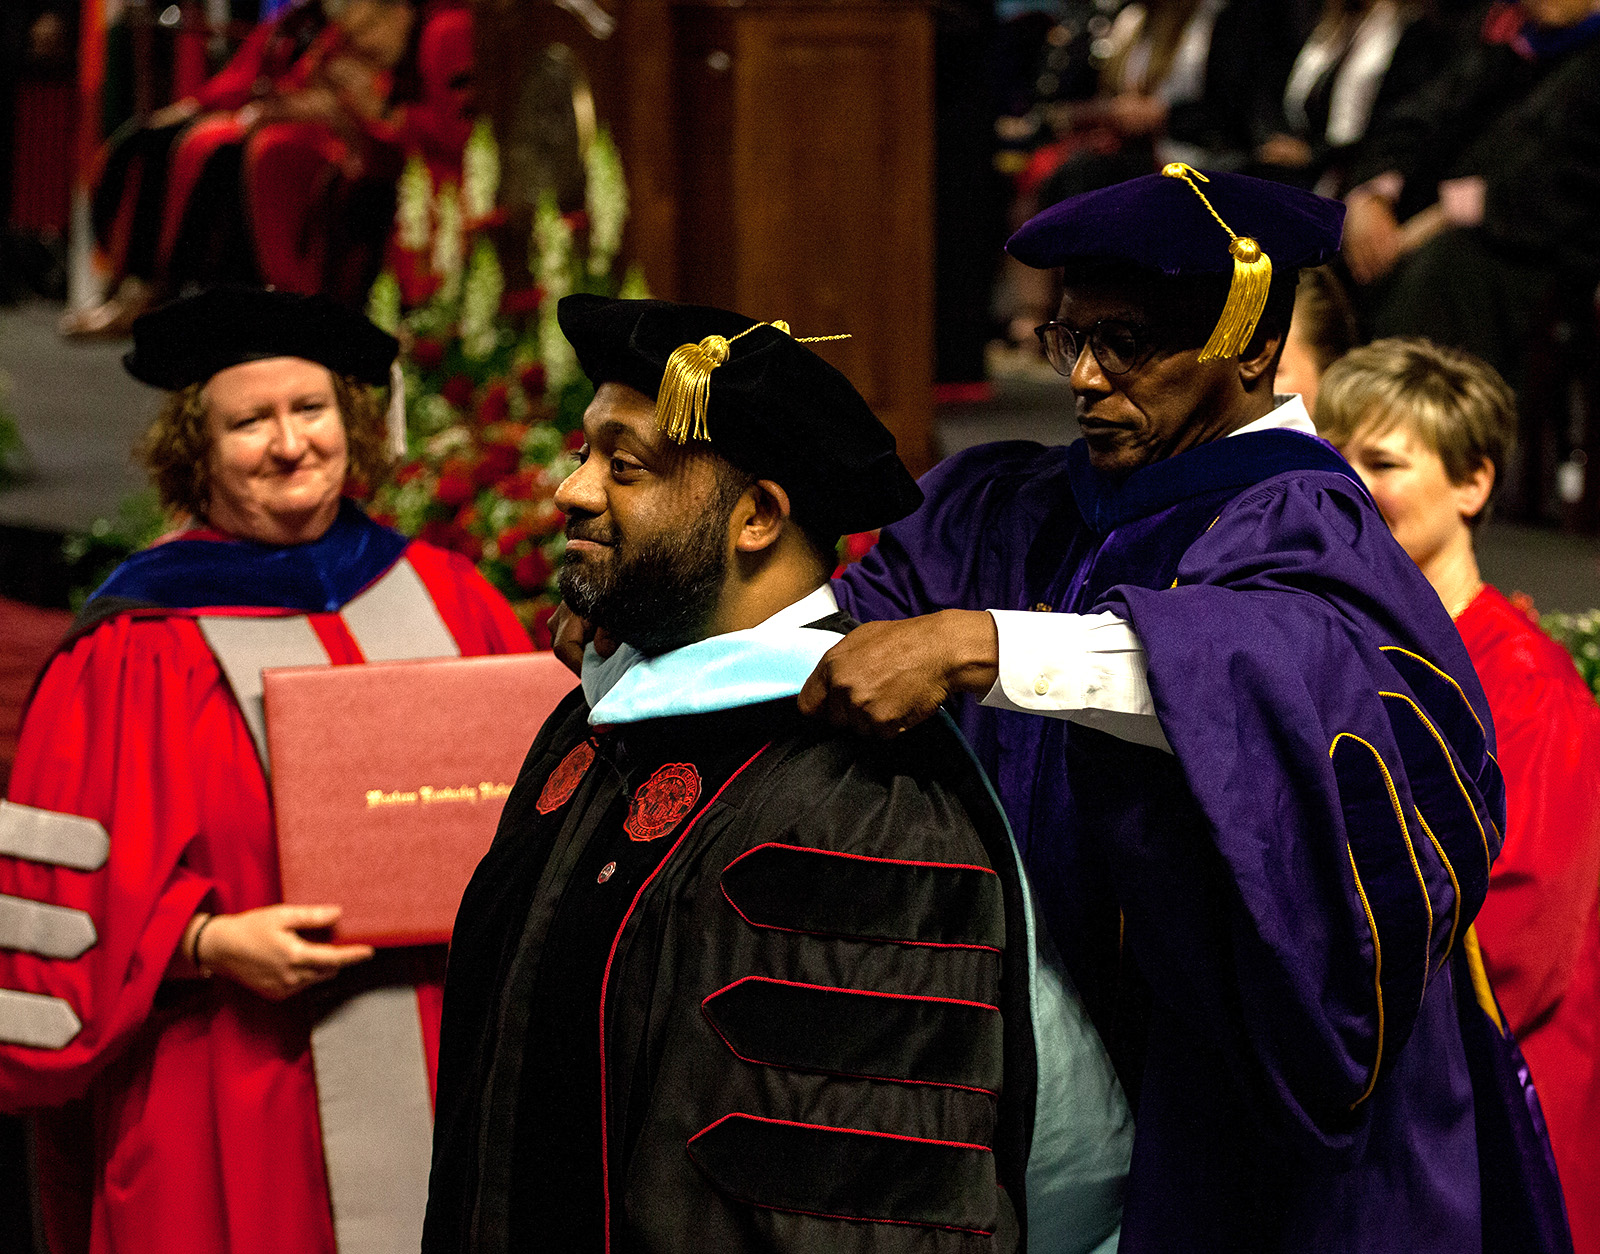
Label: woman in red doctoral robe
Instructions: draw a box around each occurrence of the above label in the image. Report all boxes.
[1319,336,1600,1254]
[0,289,530,1254]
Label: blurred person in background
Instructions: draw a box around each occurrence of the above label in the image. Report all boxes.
[1317,336,1600,1254]
[1274,263,1360,409]
[1040,0,1300,196]
[0,288,530,1254]
[1,0,77,302]
[996,0,1305,356]
[1340,0,1600,395]
[63,0,338,336]
[1254,0,1450,195]
[240,1,475,301]
[64,0,452,335]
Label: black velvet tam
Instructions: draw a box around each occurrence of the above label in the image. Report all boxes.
[1008,168,1346,276]
[123,287,398,390]
[557,294,923,537]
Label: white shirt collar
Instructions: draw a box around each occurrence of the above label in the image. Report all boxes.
[581,582,842,724]
[580,583,839,717]
[1228,393,1317,439]
[751,583,839,632]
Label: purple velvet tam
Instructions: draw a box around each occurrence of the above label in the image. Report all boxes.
[1007,169,1346,275]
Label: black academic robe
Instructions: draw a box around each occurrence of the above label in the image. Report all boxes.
[1349,11,1600,270]
[423,678,1037,1254]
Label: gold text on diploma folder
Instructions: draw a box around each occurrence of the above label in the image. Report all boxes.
[364,782,514,809]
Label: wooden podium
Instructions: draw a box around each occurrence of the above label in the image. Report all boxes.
[475,0,936,474]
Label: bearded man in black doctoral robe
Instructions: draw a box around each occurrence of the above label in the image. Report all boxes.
[422,297,1135,1254]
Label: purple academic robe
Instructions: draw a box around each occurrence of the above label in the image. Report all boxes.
[835,430,1572,1254]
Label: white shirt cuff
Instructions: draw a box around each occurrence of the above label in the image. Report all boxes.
[981,609,1172,753]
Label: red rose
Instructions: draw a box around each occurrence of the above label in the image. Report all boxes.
[514,548,554,589]
[501,287,543,318]
[435,459,475,507]
[474,442,521,487]
[519,361,548,398]
[564,428,586,452]
[498,523,533,552]
[530,502,565,536]
[411,338,446,372]
[477,381,510,427]
[394,460,427,485]
[563,209,590,233]
[397,252,438,307]
[441,374,475,411]
[531,603,557,651]
[499,468,537,500]
[418,520,481,560]
[844,530,881,564]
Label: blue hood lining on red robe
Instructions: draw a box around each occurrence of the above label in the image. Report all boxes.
[1068,429,1364,534]
[86,499,409,613]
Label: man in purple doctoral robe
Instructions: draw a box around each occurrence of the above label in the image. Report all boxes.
[806,165,1573,1253]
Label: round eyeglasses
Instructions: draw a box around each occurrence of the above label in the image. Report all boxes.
[1034,319,1153,377]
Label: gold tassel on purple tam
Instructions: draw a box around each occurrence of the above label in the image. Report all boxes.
[1161,162,1273,361]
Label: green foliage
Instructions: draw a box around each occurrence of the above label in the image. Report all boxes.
[63,489,168,610]
[368,125,639,644]
[1540,608,1600,701]
[0,372,30,485]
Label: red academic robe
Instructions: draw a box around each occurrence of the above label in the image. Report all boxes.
[0,541,529,1254]
[1460,584,1600,1254]
[250,7,474,296]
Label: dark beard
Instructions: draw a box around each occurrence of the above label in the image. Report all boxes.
[559,509,728,656]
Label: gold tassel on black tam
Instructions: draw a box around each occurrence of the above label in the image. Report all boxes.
[1161,162,1273,361]
[655,320,851,444]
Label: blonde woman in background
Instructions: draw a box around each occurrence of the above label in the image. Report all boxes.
[1316,337,1600,1254]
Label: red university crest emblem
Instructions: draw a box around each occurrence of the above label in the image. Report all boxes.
[625,763,702,842]
[537,741,595,814]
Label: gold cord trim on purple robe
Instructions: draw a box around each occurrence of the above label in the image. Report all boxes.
[1461,926,1505,1034]
[1337,729,1432,1000]
[1332,730,1402,1108]
[1376,698,1442,964]
[1414,808,1463,976]
[1380,687,1494,880]
[1343,841,1384,1107]
[1377,647,1486,739]
[1379,646,1502,855]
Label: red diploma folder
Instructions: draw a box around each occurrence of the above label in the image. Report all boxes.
[263,652,578,946]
